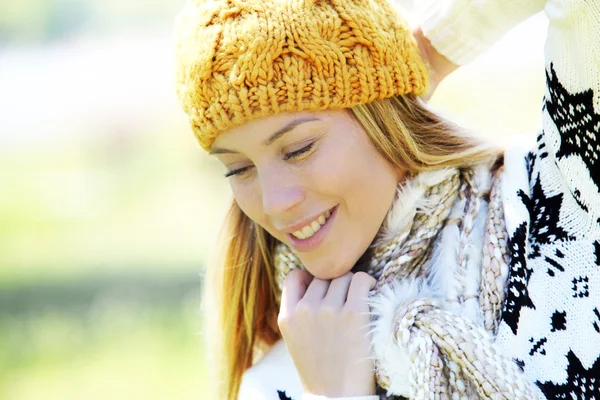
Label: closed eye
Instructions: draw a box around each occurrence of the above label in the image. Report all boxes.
[224,166,251,178]
[225,142,315,178]
[283,142,314,161]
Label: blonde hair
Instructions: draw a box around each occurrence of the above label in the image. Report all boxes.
[203,95,499,400]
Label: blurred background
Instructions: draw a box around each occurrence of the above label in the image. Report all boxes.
[0,1,547,399]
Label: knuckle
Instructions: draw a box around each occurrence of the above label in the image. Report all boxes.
[277,312,292,331]
[341,304,370,325]
[340,306,360,322]
[317,305,337,320]
[294,301,313,318]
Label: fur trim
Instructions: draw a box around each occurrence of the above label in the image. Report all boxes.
[368,164,496,396]
[427,196,465,315]
[368,279,438,397]
[377,168,457,244]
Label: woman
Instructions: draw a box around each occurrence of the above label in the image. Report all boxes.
[174,0,600,399]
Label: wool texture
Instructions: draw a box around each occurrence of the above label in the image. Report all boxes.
[175,0,600,398]
[273,165,543,399]
[174,0,428,151]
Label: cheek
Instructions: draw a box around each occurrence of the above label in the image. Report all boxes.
[231,182,264,224]
[306,141,394,207]
[302,145,355,194]
[229,176,289,241]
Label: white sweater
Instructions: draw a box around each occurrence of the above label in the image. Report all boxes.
[238,0,600,399]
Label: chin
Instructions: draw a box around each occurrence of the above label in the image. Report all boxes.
[303,259,354,280]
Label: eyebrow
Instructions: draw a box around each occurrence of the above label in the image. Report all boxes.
[209,117,321,155]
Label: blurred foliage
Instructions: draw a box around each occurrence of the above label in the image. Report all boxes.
[0,0,186,44]
[0,1,224,396]
[0,275,209,400]
[0,128,230,285]
[0,2,547,398]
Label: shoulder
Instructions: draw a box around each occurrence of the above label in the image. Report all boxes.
[238,340,303,400]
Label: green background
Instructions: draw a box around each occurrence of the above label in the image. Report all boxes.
[0,1,546,398]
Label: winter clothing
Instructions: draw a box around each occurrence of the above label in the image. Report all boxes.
[174,0,428,151]
[238,0,600,399]
[273,162,543,399]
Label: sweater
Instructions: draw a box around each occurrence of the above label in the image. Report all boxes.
[238,0,600,398]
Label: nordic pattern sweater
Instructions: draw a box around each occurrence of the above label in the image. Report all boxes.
[238,0,600,399]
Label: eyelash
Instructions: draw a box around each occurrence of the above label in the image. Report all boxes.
[224,142,315,178]
[283,142,314,160]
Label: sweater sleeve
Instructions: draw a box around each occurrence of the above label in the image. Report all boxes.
[421,0,546,65]
[537,0,600,228]
[423,0,600,222]
[416,1,600,397]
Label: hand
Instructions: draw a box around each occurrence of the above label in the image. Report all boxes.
[278,270,377,397]
[412,27,459,99]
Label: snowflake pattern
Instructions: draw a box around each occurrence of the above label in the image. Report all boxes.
[523,175,575,259]
[501,61,600,399]
[501,222,536,335]
[546,64,600,195]
[537,350,600,398]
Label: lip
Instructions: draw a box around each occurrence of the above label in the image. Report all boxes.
[279,206,335,234]
[286,205,338,253]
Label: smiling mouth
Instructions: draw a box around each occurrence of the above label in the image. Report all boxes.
[290,209,333,240]
[285,205,338,253]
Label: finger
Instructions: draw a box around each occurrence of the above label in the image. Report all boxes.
[280,269,313,317]
[321,272,354,310]
[344,272,376,312]
[300,277,330,305]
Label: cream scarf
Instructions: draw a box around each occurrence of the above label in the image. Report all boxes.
[272,165,544,399]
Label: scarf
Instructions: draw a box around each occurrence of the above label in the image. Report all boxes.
[272,165,543,399]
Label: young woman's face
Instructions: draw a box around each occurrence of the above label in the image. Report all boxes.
[212,109,404,279]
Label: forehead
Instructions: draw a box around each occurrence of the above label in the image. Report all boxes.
[212,109,352,148]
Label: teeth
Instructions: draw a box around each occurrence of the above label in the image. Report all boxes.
[311,221,321,231]
[301,225,314,238]
[291,209,333,240]
[292,231,306,239]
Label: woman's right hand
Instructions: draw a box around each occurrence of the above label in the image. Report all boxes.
[278,269,377,398]
[413,27,459,99]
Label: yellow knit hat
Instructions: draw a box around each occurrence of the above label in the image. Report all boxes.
[174,0,428,151]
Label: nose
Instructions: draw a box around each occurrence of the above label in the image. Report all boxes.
[260,168,305,217]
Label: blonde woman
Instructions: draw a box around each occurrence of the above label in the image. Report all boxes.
[174,0,600,399]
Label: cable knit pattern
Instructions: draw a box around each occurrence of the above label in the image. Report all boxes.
[174,0,428,151]
[270,164,549,399]
[173,0,600,398]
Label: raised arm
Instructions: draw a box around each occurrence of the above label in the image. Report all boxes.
[537,0,600,228]
[421,0,546,66]
[419,0,600,226]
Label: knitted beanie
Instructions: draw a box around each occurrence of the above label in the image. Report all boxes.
[174,0,428,151]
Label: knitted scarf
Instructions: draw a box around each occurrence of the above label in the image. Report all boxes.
[272,165,543,399]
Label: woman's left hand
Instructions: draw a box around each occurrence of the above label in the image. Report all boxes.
[278,269,377,398]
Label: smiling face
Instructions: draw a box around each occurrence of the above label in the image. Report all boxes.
[211,109,404,279]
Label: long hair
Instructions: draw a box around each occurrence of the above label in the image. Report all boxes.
[204,95,499,400]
